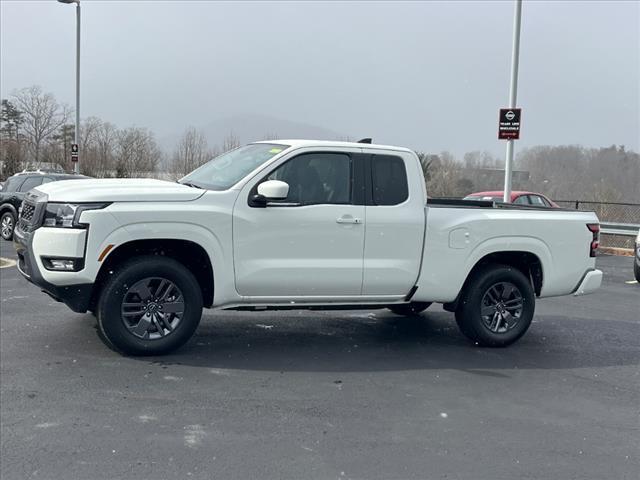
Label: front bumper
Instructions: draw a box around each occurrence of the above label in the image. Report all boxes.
[573,269,603,296]
[13,225,93,313]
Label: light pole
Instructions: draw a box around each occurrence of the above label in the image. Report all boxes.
[57,0,80,174]
[503,0,522,203]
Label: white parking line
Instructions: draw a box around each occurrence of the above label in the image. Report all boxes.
[625,280,638,285]
[0,257,17,269]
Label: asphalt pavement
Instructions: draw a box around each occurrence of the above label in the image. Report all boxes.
[1,239,638,480]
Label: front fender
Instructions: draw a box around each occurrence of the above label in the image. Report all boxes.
[80,203,237,306]
[94,222,231,305]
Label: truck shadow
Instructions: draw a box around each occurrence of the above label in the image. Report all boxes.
[130,309,639,372]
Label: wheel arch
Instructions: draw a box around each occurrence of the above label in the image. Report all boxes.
[466,250,543,295]
[0,203,18,216]
[89,238,214,310]
[443,250,543,312]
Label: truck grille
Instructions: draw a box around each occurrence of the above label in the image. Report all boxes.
[16,191,46,232]
[20,202,36,222]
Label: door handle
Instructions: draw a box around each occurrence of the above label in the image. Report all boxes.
[336,216,362,224]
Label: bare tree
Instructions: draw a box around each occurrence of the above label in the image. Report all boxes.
[80,116,101,152]
[93,121,118,177]
[171,126,209,177]
[76,117,99,176]
[50,123,75,171]
[514,144,640,203]
[115,127,161,177]
[0,137,22,178]
[221,131,240,153]
[422,151,466,197]
[0,99,24,177]
[1,99,23,141]
[463,150,501,169]
[11,86,69,166]
[415,151,440,183]
[207,145,220,160]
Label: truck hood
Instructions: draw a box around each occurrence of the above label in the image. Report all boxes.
[34,178,205,203]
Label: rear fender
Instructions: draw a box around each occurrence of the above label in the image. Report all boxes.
[413,236,551,303]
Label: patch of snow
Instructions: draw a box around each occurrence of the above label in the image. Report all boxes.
[35,422,60,429]
[184,424,206,448]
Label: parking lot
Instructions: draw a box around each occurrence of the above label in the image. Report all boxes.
[0,239,638,480]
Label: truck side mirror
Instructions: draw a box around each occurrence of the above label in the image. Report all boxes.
[257,180,289,200]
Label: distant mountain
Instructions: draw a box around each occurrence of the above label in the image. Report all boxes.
[159,113,350,152]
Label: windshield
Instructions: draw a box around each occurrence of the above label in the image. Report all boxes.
[179,143,289,190]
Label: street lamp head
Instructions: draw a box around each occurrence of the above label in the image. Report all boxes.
[57,0,79,4]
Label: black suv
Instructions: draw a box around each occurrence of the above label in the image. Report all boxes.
[0,171,86,240]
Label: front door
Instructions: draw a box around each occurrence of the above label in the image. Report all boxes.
[233,151,365,297]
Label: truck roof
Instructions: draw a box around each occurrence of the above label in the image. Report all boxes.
[253,139,414,153]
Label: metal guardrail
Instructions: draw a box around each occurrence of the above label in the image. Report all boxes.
[555,200,639,246]
[600,222,639,237]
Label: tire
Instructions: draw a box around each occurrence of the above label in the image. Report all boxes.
[455,264,535,347]
[634,260,640,283]
[388,302,432,316]
[1,211,16,241]
[96,255,203,356]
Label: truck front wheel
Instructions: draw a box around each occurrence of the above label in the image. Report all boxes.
[96,256,203,356]
[455,264,535,347]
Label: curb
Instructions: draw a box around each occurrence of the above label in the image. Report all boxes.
[599,247,633,257]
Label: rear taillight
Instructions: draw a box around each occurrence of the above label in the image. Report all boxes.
[587,223,600,257]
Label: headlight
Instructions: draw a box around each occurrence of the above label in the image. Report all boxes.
[43,203,109,228]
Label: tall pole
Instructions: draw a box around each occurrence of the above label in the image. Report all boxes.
[74,2,81,174]
[503,0,522,203]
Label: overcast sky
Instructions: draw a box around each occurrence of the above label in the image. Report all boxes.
[1,0,639,156]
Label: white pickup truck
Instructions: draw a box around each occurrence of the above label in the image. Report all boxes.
[13,140,603,355]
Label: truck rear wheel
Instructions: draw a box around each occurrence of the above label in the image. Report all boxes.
[388,302,432,316]
[455,264,535,347]
[96,256,203,356]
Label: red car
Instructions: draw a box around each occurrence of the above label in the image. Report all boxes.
[463,190,559,208]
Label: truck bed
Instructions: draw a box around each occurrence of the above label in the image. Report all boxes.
[427,197,580,212]
[413,200,600,303]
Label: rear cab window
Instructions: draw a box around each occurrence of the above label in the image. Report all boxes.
[371,155,408,205]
